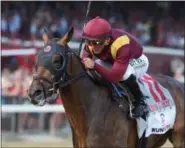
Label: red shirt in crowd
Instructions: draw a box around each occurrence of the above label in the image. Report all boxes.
[81,28,143,83]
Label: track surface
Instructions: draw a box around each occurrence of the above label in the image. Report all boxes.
[2,139,173,147]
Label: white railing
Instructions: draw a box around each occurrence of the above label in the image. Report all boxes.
[2,104,66,135]
[1,36,184,57]
[2,44,184,56]
[143,46,184,56]
[2,104,65,113]
[2,48,37,56]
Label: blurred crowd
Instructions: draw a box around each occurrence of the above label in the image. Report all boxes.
[1,1,184,48]
[1,62,65,134]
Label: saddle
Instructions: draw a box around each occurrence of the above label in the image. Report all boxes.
[87,70,136,117]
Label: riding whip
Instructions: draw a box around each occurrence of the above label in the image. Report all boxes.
[78,0,92,56]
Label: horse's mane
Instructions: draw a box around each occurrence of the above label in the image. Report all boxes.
[67,47,87,70]
[68,48,116,88]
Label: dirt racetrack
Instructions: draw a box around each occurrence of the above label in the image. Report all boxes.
[2,139,173,147]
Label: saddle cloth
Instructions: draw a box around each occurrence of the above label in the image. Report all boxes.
[136,74,176,138]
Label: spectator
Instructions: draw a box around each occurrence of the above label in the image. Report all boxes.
[30,18,40,40]
[1,12,8,35]
[170,58,184,84]
[9,10,22,39]
[2,68,12,104]
[56,16,69,36]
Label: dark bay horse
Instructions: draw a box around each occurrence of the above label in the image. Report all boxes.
[27,27,184,148]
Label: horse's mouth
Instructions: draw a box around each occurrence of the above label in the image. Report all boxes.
[45,92,59,103]
[27,87,59,106]
[31,93,59,106]
[30,96,46,106]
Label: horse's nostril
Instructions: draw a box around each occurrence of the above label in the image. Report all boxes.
[34,89,42,96]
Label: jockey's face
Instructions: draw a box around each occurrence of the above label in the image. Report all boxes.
[86,38,110,54]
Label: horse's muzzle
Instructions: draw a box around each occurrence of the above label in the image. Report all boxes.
[27,88,59,106]
[27,89,46,106]
[45,92,59,103]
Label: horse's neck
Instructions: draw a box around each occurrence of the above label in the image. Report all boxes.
[62,53,97,106]
[59,54,102,136]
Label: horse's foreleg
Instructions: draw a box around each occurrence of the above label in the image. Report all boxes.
[169,130,184,148]
[71,128,79,147]
[71,127,87,148]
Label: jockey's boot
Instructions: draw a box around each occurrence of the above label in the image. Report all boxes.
[124,75,148,118]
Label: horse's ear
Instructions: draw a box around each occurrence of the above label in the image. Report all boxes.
[42,28,49,45]
[57,27,74,46]
[66,27,74,42]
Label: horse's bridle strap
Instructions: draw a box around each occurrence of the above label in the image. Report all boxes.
[59,71,87,88]
[33,75,54,84]
[34,50,87,91]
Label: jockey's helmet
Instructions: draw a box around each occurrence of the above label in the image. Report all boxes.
[83,16,112,41]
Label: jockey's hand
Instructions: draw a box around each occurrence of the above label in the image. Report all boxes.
[82,58,95,69]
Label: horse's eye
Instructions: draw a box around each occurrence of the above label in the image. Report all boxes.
[53,60,60,64]
[52,54,64,70]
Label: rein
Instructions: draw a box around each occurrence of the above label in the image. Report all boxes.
[60,70,87,88]
[60,50,87,88]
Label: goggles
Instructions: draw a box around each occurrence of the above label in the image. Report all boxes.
[86,39,105,46]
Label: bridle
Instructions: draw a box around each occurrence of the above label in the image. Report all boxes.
[28,49,87,105]
[47,49,87,89]
[28,0,92,106]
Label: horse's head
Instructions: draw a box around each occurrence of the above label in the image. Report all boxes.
[27,27,74,106]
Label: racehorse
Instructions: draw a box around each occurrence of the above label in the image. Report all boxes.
[27,27,184,148]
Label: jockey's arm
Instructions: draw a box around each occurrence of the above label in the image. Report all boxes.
[94,47,130,83]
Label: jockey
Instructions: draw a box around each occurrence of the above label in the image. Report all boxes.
[80,16,149,118]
